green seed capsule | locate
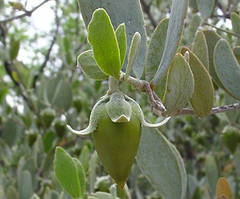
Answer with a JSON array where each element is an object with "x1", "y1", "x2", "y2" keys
[{"x1": 67, "y1": 92, "x2": 170, "y2": 187}]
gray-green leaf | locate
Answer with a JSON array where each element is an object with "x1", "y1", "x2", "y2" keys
[
  {"x1": 136, "y1": 127, "x2": 187, "y2": 199},
  {"x1": 78, "y1": 50, "x2": 108, "y2": 80},
  {"x1": 116, "y1": 23, "x2": 127, "y2": 66},
  {"x1": 163, "y1": 53, "x2": 194, "y2": 116},
  {"x1": 151, "y1": 0, "x2": 188, "y2": 86},
  {"x1": 145, "y1": 18, "x2": 168, "y2": 81},
  {"x1": 214, "y1": 39, "x2": 240, "y2": 100},
  {"x1": 197, "y1": 0, "x2": 215, "y2": 19}
]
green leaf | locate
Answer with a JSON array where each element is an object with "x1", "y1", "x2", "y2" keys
[
  {"x1": 163, "y1": 54, "x2": 194, "y2": 116},
  {"x1": 2, "y1": 119, "x2": 23, "y2": 147},
  {"x1": 205, "y1": 155, "x2": 218, "y2": 197},
  {"x1": 192, "y1": 31, "x2": 209, "y2": 70},
  {"x1": 125, "y1": 32, "x2": 141, "y2": 78},
  {"x1": 186, "y1": 14, "x2": 201, "y2": 44},
  {"x1": 79, "y1": 145, "x2": 91, "y2": 172},
  {"x1": 54, "y1": 147, "x2": 82, "y2": 198},
  {"x1": 45, "y1": 75, "x2": 72, "y2": 110},
  {"x1": 234, "y1": 151, "x2": 240, "y2": 176},
  {"x1": 136, "y1": 127, "x2": 187, "y2": 199},
  {"x1": 145, "y1": 18, "x2": 168, "y2": 81},
  {"x1": 225, "y1": 93, "x2": 240, "y2": 123},
  {"x1": 214, "y1": 39, "x2": 240, "y2": 100},
  {"x1": 18, "y1": 170, "x2": 33, "y2": 199},
  {"x1": 42, "y1": 131, "x2": 56, "y2": 153},
  {"x1": 115, "y1": 23, "x2": 127, "y2": 66},
  {"x1": 77, "y1": 50, "x2": 108, "y2": 80},
  {"x1": 197, "y1": 0, "x2": 215, "y2": 19},
  {"x1": 72, "y1": 158, "x2": 86, "y2": 198},
  {"x1": 181, "y1": 47, "x2": 214, "y2": 117},
  {"x1": 231, "y1": 12, "x2": 240, "y2": 34},
  {"x1": 9, "y1": 37, "x2": 20, "y2": 61},
  {"x1": 203, "y1": 30, "x2": 224, "y2": 88},
  {"x1": 151, "y1": 0, "x2": 188, "y2": 86},
  {"x1": 91, "y1": 192, "x2": 117, "y2": 199},
  {"x1": 78, "y1": 0, "x2": 147, "y2": 78},
  {"x1": 88, "y1": 8, "x2": 121, "y2": 79},
  {"x1": 89, "y1": 151, "x2": 98, "y2": 193}
]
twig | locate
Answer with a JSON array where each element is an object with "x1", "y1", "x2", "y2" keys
[
  {"x1": 32, "y1": 2, "x2": 60, "y2": 89},
  {"x1": 203, "y1": 22, "x2": 240, "y2": 38},
  {"x1": 140, "y1": 0, "x2": 157, "y2": 28},
  {"x1": 0, "y1": 0, "x2": 51, "y2": 24}
]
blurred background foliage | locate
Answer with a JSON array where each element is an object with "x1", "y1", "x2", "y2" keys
[{"x1": 0, "y1": 0, "x2": 240, "y2": 198}]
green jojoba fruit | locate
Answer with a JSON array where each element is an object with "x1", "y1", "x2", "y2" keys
[
  {"x1": 40, "y1": 108, "x2": 56, "y2": 128},
  {"x1": 73, "y1": 97, "x2": 83, "y2": 113},
  {"x1": 221, "y1": 126, "x2": 240, "y2": 154},
  {"x1": 67, "y1": 92, "x2": 170, "y2": 187}
]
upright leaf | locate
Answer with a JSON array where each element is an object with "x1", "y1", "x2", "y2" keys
[
  {"x1": 136, "y1": 127, "x2": 187, "y2": 199},
  {"x1": 125, "y1": 32, "x2": 141, "y2": 79},
  {"x1": 197, "y1": 0, "x2": 215, "y2": 19},
  {"x1": 192, "y1": 31, "x2": 209, "y2": 70},
  {"x1": 163, "y1": 54, "x2": 194, "y2": 116},
  {"x1": 233, "y1": 46, "x2": 240, "y2": 64},
  {"x1": 214, "y1": 39, "x2": 240, "y2": 100},
  {"x1": 145, "y1": 18, "x2": 169, "y2": 81},
  {"x1": 231, "y1": 12, "x2": 240, "y2": 34},
  {"x1": 181, "y1": 47, "x2": 214, "y2": 117},
  {"x1": 9, "y1": 37, "x2": 20, "y2": 61},
  {"x1": 73, "y1": 158, "x2": 86, "y2": 198},
  {"x1": 115, "y1": 23, "x2": 127, "y2": 66},
  {"x1": 18, "y1": 171, "x2": 33, "y2": 199},
  {"x1": 205, "y1": 155, "x2": 219, "y2": 197},
  {"x1": 203, "y1": 30, "x2": 224, "y2": 88},
  {"x1": 186, "y1": 14, "x2": 201, "y2": 44},
  {"x1": 54, "y1": 147, "x2": 82, "y2": 198},
  {"x1": 88, "y1": 8, "x2": 121, "y2": 79},
  {"x1": 78, "y1": 0, "x2": 147, "y2": 78},
  {"x1": 151, "y1": 0, "x2": 188, "y2": 86},
  {"x1": 78, "y1": 50, "x2": 108, "y2": 80}
]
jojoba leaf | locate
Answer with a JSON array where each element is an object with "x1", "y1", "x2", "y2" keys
[
  {"x1": 197, "y1": 0, "x2": 215, "y2": 19},
  {"x1": 214, "y1": 39, "x2": 240, "y2": 100},
  {"x1": 151, "y1": 0, "x2": 188, "y2": 86},
  {"x1": 54, "y1": 147, "x2": 82, "y2": 198},
  {"x1": 216, "y1": 177, "x2": 233, "y2": 199},
  {"x1": 145, "y1": 18, "x2": 168, "y2": 81},
  {"x1": 163, "y1": 53, "x2": 194, "y2": 116},
  {"x1": 181, "y1": 47, "x2": 214, "y2": 117},
  {"x1": 192, "y1": 31, "x2": 209, "y2": 70},
  {"x1": 125, "y1": 32, "x2": 141, "y2": 79},
  {"x1": 203, "y1": 30, "x2": 224, "y2": 88},
  {"x1": 233, "y1": 46, "x2": 240, "y2": 64},
  {"x1": 9, "y1": 37, "x2": 20, "y2": 61},
  {"x1": 137, "y1": 127, "x2": 187, "y2": 199},
  {"x1": 77, "y1": 50, "x2": 108, "y2": 80},
  {"x1": 88, "y1": 8, "x2": 121, "y2": 79},
  {"x1": 78, "y1": 0, "x2": 147, "y2": 78},
  {"x1": 231, "y1": 12, "x2": 240, "y2": 34},
  {"x1": 116, "y1": 23, "x2": 127, "y2": 66}
]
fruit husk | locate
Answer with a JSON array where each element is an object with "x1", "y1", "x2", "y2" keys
[{"x1": 92, "y1": 106, "x2": 141, "y2": 188}]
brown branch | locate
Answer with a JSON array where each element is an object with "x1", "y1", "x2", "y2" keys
[
  {"x1": 0, "y1": 0, "x2": 51, "y2": 24},
  {"x1": 140, "y1": 0, "x2": 157, "y2": 28},
  {"x1": 32, "y1": 3, "x2": 60, "y2": 89}
]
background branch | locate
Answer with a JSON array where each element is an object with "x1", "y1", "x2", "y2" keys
[
  {"x1": 140, "y1": 0, "x2": 157, "y2": 28},
  {"x1": 0, "y1": 0, "x2": 51, "y2": 24}
]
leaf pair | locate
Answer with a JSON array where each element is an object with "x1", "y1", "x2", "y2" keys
[
  {"x1": 54, "y1": 147, "x2": 86, "y2": 198},
  {"x1": 78, "y1": 9, "x2": 141, "y2": 81}
]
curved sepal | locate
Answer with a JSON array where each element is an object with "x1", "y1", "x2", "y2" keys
[
  {"x1": 67, "y1": 96, "x2": 109, "y2": 135},
  {"x1": 125, "y1": 95, "x2": 171, "y2": 128}
]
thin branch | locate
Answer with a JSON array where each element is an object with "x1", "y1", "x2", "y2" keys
[
  {"x1": 0, "y1": 0, "x2": 51, "y2": 24},
  {"x1": 32, "y1": 2, "x2": 60, "y2": 89},
  {"x1": 140, "y1": 0, "x2": 157, "y2": 28},
  {"x1": 173, "y1": 103, "x2": 240, "y2": 116},
  {"x1": 122, "y1": 73, "x2": 240, "y2": 117},
  {"x1": 203, "y1": 22, "x2": 240, "y2": 38}
]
